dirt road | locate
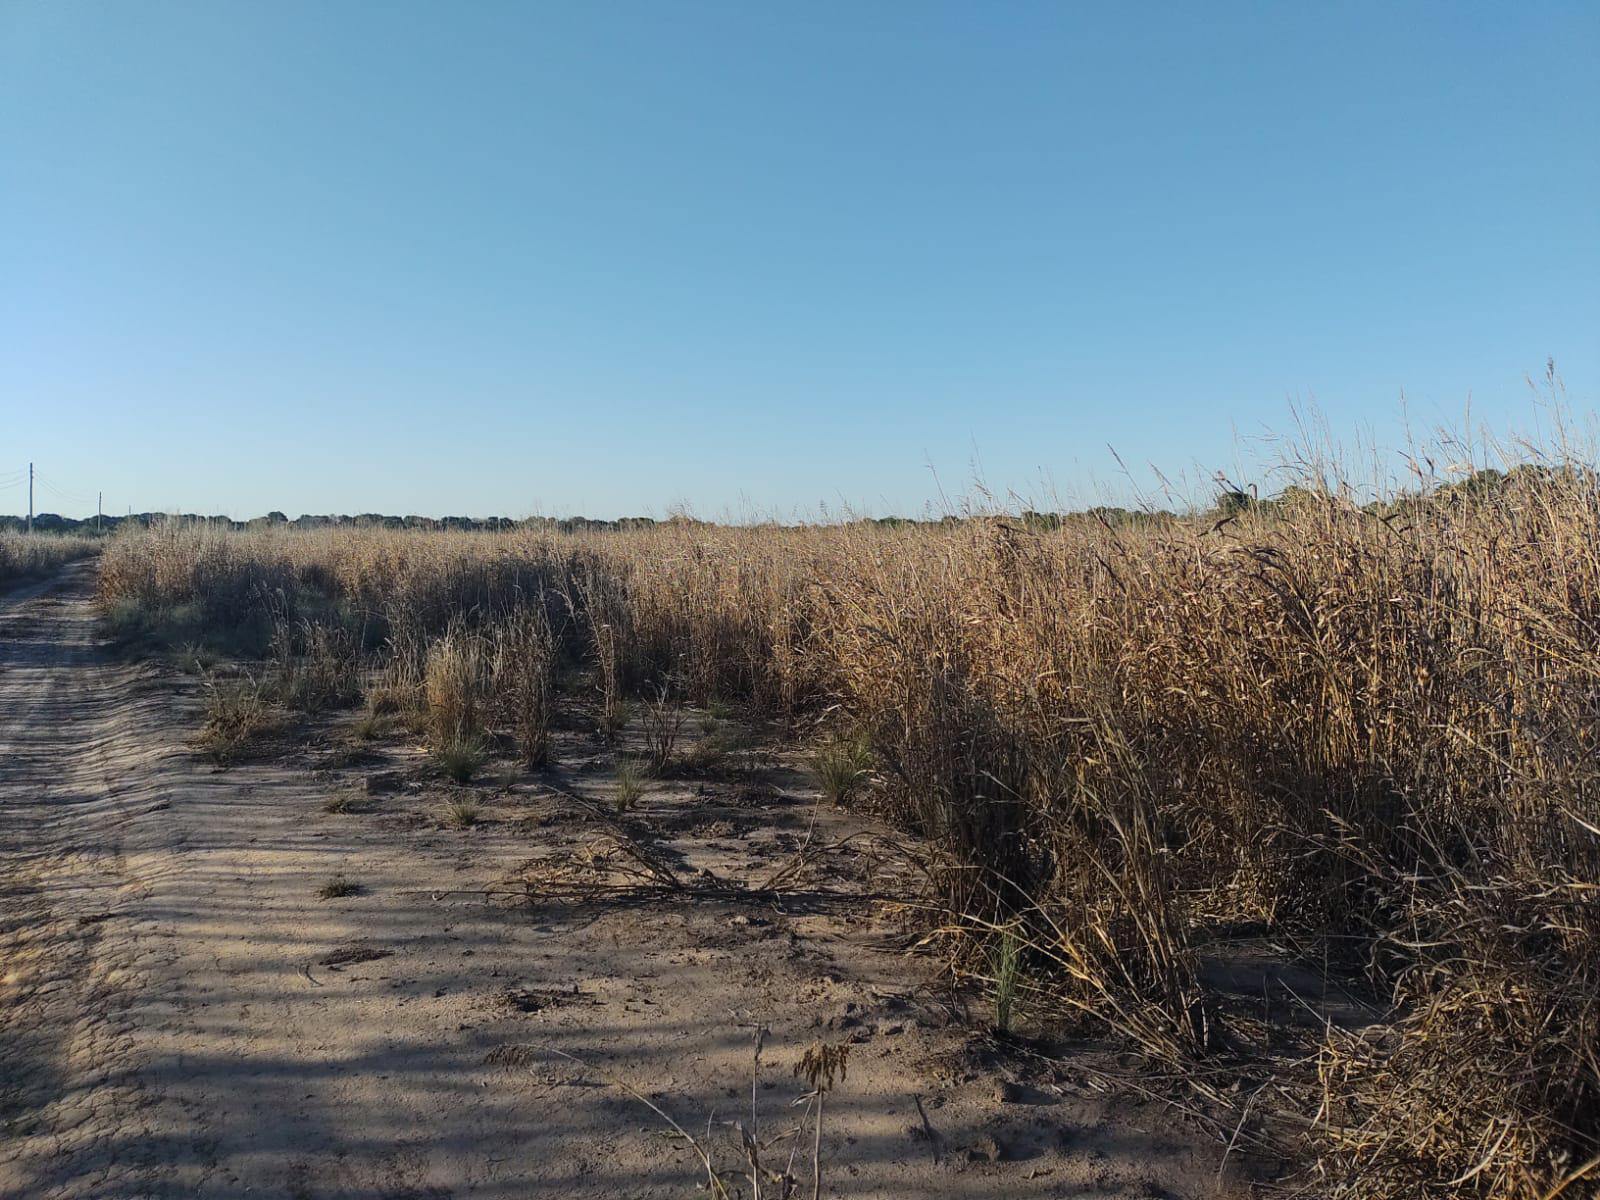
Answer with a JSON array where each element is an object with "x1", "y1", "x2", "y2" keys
[{"x1": 0, "y1": 565, "x2": 1236, "y2": 1199}]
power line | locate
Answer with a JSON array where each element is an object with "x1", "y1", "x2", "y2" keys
[
  {"x1": 37, "y1": 477, "x2": 91, "y2": 505},
  {"x1": 5, "y1": 466, "x2": 106, "y2": 529}
]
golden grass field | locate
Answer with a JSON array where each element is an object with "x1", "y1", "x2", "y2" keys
[{"x1": 91, "y1": 456, "x2": 1600, "y2": 1198}]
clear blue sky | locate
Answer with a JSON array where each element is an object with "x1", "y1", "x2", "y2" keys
[{"x1": 2, "y1": 1, "x2": 1595, "y2": 520}]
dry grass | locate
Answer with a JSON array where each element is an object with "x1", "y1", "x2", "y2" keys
[
  {"x1": 267, "y1": 615, "x2": 361, "y2": 713},
  {"x1": 809, "y1": 734, "x2": 872, "y2": 807},
  {"x1": 641, "y1": 684, "x2": 683, "y2": 773},
  {"x1": 545, "y1": 1030, "x2": 850, "y2": 1200},
  {"x1": 350, "y1": 709, "x2": 391, "y2": 741},
  {"x1": 613, "y1": 757, "x2": 645, "y2": 813},
  {"x1": 424, "y1": 632, "x2": 485, "y2": 747},
  {"x1": 316, "y1": 874, "x2": 359, "y2": 899},
  {"x1": 443, "y1": 794, "x2": 481, "y2": 828},
  {"x1": 97, "y1": 438, "x2": 1600, "y2": 1197},
  {"x1": 491, "y1": 603, "x2": 558, "y2": 767},
  {"x1": 0, "y1": 531, "x2": 98, "y2": 587},
  {"x1": 197, "y1": 675, "x2": 277, "y2": 764}
]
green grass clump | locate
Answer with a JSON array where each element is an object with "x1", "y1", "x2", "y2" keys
[
  {"x1": 434, "y1": 733, "x2": 487, "y2": 783},
  {"x1": 614, "y1": 757, "x2": 645, "y2": 813},
  {"x1": 991, "y1": 925, "x2": 1024, "y2": 1035},
  {"x1": 810, "y1": 735, "x2": 872, "y2": 806}
]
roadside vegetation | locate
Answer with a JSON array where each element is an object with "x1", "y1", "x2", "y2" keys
[
  {"x1": 0, "y1": 531, "x2": 99, "y2": 588},
  {"x1": 94, "y1": 435, "x2": 1600, "y2": 1199}
]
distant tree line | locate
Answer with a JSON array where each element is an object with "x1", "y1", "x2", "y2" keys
[
  {"x1": 3, "y1": 467, "x2": 1580, "y2": 536},
  {"x1": 0, "y1": 512, "x2": 675, "y2": 535}
]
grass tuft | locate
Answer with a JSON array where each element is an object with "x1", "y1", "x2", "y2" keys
[
  {"x1": 991, "y1": 924, "x2": 1023, "y2": 1035},
  {"x1": 614, "y1": 757, "x2": 645, "y2": 813},
  {"x1": 197, "y1": 676, "x2": 276, "y2": 764},
  {"x1": 434, "y1": 733, "x2": 487, "y2": 783},
  {"x1": 317, "y1": 874, "x2": 360, "y2": 899},
  {"x1": 443, "y1": 795, "x2": 480, "y2": 828},
  {"x1": 350, "y1": 709, "x2": 394, "y2": 741},
  {"x1": 809, "y1": 734, "x2": 872, "y2": 807}
]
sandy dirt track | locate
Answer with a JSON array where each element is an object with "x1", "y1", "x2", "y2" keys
[{"x1": 0, "y1": 564, "x2": 1239, "y2": 1199}]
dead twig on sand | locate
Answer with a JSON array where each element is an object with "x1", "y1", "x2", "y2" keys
[{"x1": 545, "y1": 1048, "x2": 734, "y2": 1199}]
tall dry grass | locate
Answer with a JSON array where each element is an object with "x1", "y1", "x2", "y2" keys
[
  {"x1": 491, "y1": 603, "x2": 560, "y2": 767},
  {"x1": 97, "y1": 449, "x2": 1600, "y2": 1197},
  {"x1": 0, "y1": 531, "x2": 98, "y2": 586}
]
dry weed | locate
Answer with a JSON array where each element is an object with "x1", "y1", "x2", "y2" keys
[{"x1": 97, "y1": 433, "x2": 1600, "y2": 1196}]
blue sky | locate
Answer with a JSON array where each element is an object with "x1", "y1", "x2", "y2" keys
[{"x1": 2, "y1": 1, "x2": 1595, "y2": 520}]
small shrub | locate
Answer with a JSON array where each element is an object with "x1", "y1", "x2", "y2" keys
[
  {"x1": 317, "y1": 874, "x2": 359, "y2": 899},
  {"x1": 642, "y1": 686, "x2": 682, "y2": 773}
]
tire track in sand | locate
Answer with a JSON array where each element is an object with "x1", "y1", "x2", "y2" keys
[{"x1": 0, "y1": 562, "x2": 190, "y2": 1198}]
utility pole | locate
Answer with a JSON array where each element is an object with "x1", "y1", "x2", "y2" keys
[
  {"x1": 98, "y1": 491, "x2": 103, "y2": 534},
  {"x1": 26, "y1": 462, "x2": 33, "y2": 534}
]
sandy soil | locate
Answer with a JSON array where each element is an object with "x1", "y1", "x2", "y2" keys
[{"x1": 0, "y1": 563, "x2": 1246, "y2": 1199}]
